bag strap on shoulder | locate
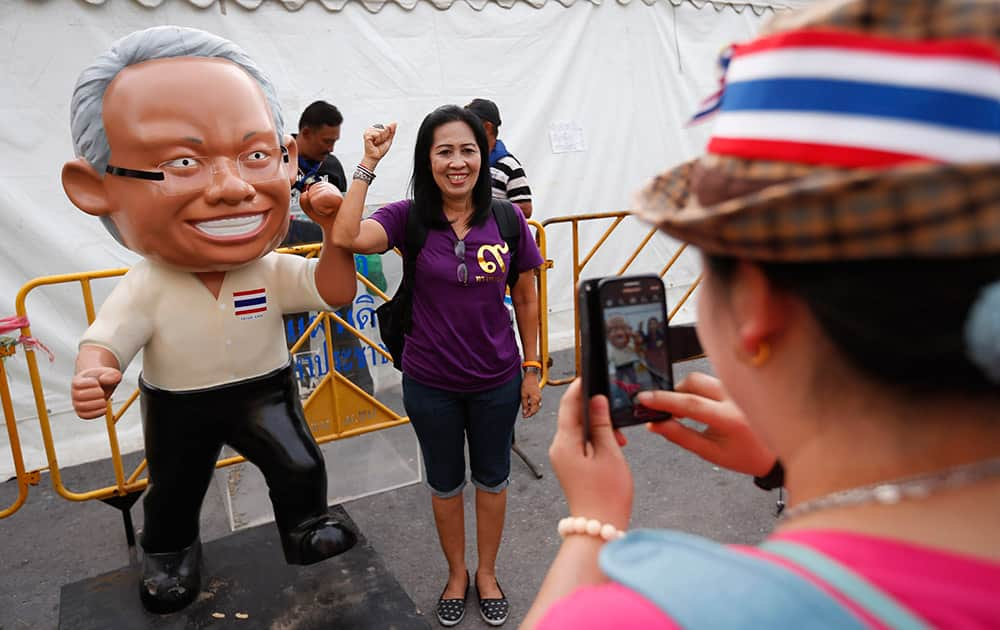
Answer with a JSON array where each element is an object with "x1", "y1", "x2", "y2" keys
[
  {"x1": 402, "y1": 201, "x2": 428, "y2": 289},
  {"x1": 759, "y1": 540, "x2": 929, "y2": 630},
  {"x1": 490, "y1": 199, "x2": 521, "y2": 290},
  {"x1": 389, "y1": 202, "x2": 428, "y2": 336}
]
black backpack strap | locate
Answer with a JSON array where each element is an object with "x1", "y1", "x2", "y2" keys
[
  {"x1": 400, "y1": 202, "x2": 427, "y2": 332},
  {"x1": 490, "y1": 199, "x2": 522, "y2": 290},
  {"x1": 403, "y1": 201, "x2": 428, "y2": 267}
]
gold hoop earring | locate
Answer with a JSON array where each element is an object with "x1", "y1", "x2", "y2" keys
[{"x1": 750, "y1": 341, "x2": 770, "y2": 367}]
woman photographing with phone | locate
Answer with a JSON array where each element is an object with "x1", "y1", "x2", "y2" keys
[
  {"x1": 523, "y1": 0, "x2": 1000, "y2": 627},
  {"x1": 319, "y1": 105, "x2": 545, "y2": 627}
]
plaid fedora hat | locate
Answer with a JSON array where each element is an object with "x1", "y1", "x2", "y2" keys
[{"x1": 635, "y1": 0, "x2": 1000, "y2": 262}]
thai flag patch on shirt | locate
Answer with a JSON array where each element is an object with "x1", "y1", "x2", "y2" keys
[{"x1": 234, "y1": 288, "x2": 267, "y2": 320}]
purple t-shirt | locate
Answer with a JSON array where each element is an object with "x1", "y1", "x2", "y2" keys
[{"x1": 372, "y1": 200, "x2": 544, "y2": 392}]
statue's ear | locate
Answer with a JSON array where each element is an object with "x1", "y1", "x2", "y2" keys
[
  {"x1": 62, "y1": 158, "x2": 111, "y2": 216},
  {"x1": 283, "y1": 135, "x2": 299, "y2": 188}
]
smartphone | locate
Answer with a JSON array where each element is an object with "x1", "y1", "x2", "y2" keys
[
  {"x1": 580, "y1": 274, "x2": 673, "y2": 438},
  {"x1": 578, "y1": 278, "x2": 605, "y2": 444}
]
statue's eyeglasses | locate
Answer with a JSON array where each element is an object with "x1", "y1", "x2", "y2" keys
[{"x1": 106, "y1": 146, "x2": 289, "y2": 196}]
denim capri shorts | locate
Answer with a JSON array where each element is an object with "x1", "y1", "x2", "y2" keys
[{"x1": 402, "y1": 373, "x2": 522, "y2": 497}]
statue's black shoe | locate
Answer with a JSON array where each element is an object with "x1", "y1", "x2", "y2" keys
[
  {"x1": 282, "y1": 516, "x2": 357, "y2": 565},
  {"x1": 139, "y1": 539, "x2": 202, "y2": 614}
]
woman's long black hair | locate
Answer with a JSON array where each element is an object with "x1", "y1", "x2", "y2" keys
[{"x1": 410, "y1": 105, "x2": 494, "y2": 229}]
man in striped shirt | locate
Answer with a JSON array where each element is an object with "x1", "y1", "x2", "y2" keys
[{"x1": 466, "y1": 98, "x2": 534, "y2": 219}]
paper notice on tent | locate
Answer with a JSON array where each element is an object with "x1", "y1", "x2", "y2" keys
[{"x1": 548, "y1": 121, "x2": 586, "y2": 153}]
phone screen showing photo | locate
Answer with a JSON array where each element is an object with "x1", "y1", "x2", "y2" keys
[{"x1": 600, "y1": 278, "x2": 673, "y2": 427}]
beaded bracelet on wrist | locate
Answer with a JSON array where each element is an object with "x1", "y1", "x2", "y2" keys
[
  {"x1": 353, "y1": 164, "x2": 376, "y2": 185},
  {"x1": 557, "y1": 516, "x2": 625, "y2": 542}
]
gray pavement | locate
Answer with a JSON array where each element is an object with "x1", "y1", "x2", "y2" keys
[{"x1": 0, "y1": 352, "x2": 780, "y2": 629}]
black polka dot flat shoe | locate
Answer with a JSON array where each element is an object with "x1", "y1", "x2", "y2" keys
[
  {"x1": 476, "y1": 575, "x2": 509, "y2": 627},
  {"x1": 436, "y1": 571, "x2": 469, "y2": 627}
]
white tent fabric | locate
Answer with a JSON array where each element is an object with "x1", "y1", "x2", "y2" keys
[
  {"x1": 78, "y1": 0, "x2": 805, "y2": 16},
  {"x1": 0, "y1": 0, "x2": 790, "y2": 480}
]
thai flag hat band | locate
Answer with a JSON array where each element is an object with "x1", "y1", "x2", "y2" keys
[
  {"x1": 702, "y1": 30, "x2": 1000, "y2": 168},
  {"x1": 634, "y1": 0, "x2": 1000, "y2": 264}
]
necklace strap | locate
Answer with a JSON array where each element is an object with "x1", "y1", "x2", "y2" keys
[{"x1": 782, "y1": 456, "x2": 1000, "y2": 521}]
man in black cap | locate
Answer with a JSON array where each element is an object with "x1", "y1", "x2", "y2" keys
[{"x1": 466, "y1": 98, "x2": 534, "y2": 218}]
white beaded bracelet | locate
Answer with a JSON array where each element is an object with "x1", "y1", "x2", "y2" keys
[{"x1": 557, "y1": 516, "x2": 626, "y2": 542}]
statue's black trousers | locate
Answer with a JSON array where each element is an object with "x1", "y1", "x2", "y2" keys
[{"x1": 138, "y1": 363, "x2": 327, "y2": 553}]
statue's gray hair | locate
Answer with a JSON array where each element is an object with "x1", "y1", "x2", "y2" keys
[{"x1": 69, "y1": 26, "x2": 285, "y2": 241}]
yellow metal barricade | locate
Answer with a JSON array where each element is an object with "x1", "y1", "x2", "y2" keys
[
  {"x1": 1, "y1": 342, "x2": 33, "y2": 518},
  {"x1": 14, "y1": 269, "x2": 141, "y2": 504},
  {"x1": 540, "y1": 211, "x2": 701, "y2": 386},
  {"x1": 529, "y1": 219, "x2": 554, "y2": 387}
]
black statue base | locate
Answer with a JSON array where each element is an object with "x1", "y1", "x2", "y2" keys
[{"x1": 59, "y1": 505, "x2": 428, "y2": 629}]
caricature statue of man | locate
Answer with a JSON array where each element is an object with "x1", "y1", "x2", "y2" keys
[{"x1": 61, "y1": 26, "x2": 360, "y2": 614}]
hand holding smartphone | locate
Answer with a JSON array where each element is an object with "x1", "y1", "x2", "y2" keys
[{"x1": 579, "y1": 274, "x2": 674, "y2": 442}]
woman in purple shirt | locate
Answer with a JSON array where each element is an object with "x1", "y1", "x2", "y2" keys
[{"x1": 324, "y1": 105, "x2": 545, "y2": 627}]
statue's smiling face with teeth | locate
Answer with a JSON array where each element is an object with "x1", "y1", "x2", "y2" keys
[{"x1": 63, "y1": 56, "x2": 297, "y2": 272}]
